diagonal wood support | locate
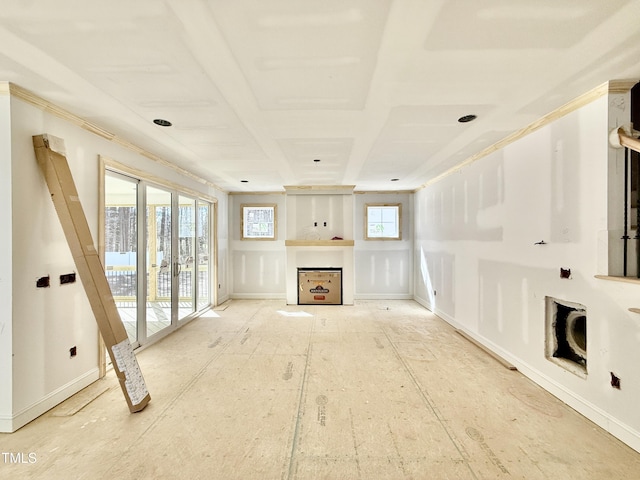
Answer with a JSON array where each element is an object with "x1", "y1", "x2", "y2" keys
[{"x1": 33, "y1": 134, "x2": 150, "y2": 413}]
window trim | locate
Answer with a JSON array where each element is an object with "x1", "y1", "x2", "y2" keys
[
  {"x1": 364, "y1": 203, "x2": 402, "y2": 240},
  {"x1": 241, "y1": 203, "x2": 277, "y2": 240}
]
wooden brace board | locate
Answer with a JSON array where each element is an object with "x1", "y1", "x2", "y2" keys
[{"x1": 33, "y1": 134, "x2": 150, "y2": 413}]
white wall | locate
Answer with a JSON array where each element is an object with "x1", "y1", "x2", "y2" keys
[
  {"x1": 3, "y1": 93, "x2": 228, "y2": 432},
  {"x1": 0, "y1": 91, "x2": 13, "y2": 426},
  {"x1": 228, "y1": 191, "x2": 415, "y2": 301},
  {"x1": 354, "y1": 192, "x2": 413, "y2": 299},
  {"x1": 216, "y1": 194, "x2": 230, "y2": 303},
  {"x1": 229, "y1": 193, "x2": 287, "y2": 299},
  {"x1": 414, "y1": 92, "x2": 640, "y2": 452}
]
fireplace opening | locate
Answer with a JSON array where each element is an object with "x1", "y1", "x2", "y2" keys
[
  {"x1": 545, "y1": 297, "x2": 587, "y2": 377},
  {"x1": 298, "y1": 268, "x2": 343, "y2": 305}
]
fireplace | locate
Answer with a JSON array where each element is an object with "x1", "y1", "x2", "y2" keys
[
  {"x1": 298, "y1": 268, "x2": 342, "y2": 305},
  {"x1": 284, "y1": 185, "x2": 355, "y2": 305}
]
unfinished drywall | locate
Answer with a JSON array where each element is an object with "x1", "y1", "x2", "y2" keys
[
  {"x1": 354, "y1": 192, "x2": 413, "y2": 299},
  {"x1": 0, "y1": 89, "x2": 12, "y2": 429},
  {"x1": 216, "y1": 194, "x2": 230, "y2": 304},
  {"x1": 414, "y1": 88, "x2": 640, "y2": 452},
  {"x1": 229, "y1": 193, "x2": 286, "y2": 299},
  {"x1": 10, "y1": 103, "x2": 99, "y2": 429},
  {"x1": 3, "y1": 92, "x2": 228, "y2": 432},
  {"x1": 288, "y1": 194, "x2": 348, "y2": 240}
]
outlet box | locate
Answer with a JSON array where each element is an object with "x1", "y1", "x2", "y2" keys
[
  {"x1": 610, "y1": 372, "x2": 621, "y2": 389},
  {"x1": 36, "y1": 276, "x2": 50, "y2": 288},
  {"x1": 60, "y1": 273, "x2": 77, "y2": 285},
  {"x1": 69, "y1": 346, "x2": 77, "y2": 357}
]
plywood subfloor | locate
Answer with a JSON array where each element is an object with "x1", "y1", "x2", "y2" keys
[{"x1": 1, "y1": 300, "x2": 639, "y2": 479}]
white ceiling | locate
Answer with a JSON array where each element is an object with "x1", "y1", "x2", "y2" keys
[{"x1": 1, "y1": 0, "x2": 639, "y2": 192}]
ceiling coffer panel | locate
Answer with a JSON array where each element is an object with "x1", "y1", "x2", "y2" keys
[
  {"x1": 424, "y1": 0, "x2": 632, "y2": 50},
  {"x1": 207, "y1": 0, "x2": 392, "y2": 110},
  {"x1": 278, "y1": 138, "x2": 353, "y2": 184},
  {"x1": 359, "y1": 105, "x2": 494, "y2": 181}
]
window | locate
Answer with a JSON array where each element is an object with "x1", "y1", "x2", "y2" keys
[
  {"x1": 241, "y1": 204, "x2": 277, "y2": 240},
  {"x1": 365, "y1": 204, "x2": 401, "y2": 240}
]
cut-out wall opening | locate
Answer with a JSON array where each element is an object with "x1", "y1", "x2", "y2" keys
[{"x1": 545, "y1": 296, "x2": 587, "y2": 377}]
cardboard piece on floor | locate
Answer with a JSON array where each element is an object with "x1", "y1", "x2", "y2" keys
[{"x1": 33, "y1": 134, "x2": 150, "y2": 413}]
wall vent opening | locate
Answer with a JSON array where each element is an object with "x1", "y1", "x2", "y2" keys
[{"x1": 545, "y1": 296, "x2": 587, "y2": 377}]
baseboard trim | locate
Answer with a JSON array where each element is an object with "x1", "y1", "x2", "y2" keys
[
  {"x1": 418, "y1": 299, "x2": 640, "y2": 454},
  {"x1": 1, "y1": 368, "x2": 100, "y2": 433},
  {"x1": 230, "y1": 293, "x2": 286, "y2": 300},
  {"x1": 355, "y1": 293, "x2": 413, "y2": 300},
  {"x1": 413, "y1": 294, "x2": 433, "y2": 311}
]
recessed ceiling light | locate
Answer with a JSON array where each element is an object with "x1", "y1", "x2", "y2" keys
[
  {"x1": 391, "y1": 178, "x2": 399, "y2": 181},
  {"x1": 153, "y1": 118, "x2": 172, "y2": 127},
  {"x1": 457, "y1": 114, "x2": 477, "y2": 123}
]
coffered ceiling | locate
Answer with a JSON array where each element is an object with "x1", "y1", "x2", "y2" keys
[{"x1": 1, "y1": 0, "x2": 639, "y2": 192}]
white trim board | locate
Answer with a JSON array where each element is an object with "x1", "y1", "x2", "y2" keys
[{"x1": 1, "y1": 369, "x2": 99, "y2": 433}]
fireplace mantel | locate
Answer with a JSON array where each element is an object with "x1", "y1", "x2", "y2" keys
[{"x1": 285, "y1": 239, "x2": 354, "y2": 247}]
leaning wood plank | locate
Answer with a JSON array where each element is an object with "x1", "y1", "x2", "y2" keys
[
  {"x1": 455, "y1": 329, "x2": 517, "y2": 371},
  {"x1": 629, "y1": 308, "x2": 640, "y2": 314},
  {"x1": 33, "y1": 134, "x2": 150, "y2": 413},
  {"x1": 619, "y1": 129, "x2": 640, "y2": 154}
]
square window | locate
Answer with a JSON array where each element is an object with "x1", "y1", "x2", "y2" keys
[
  {"x1": 241, "y1": 204, "x2": 277, "y2": 240},
  {"x1": 365, "y1": 204, "x2": 401, "y2": 240}
]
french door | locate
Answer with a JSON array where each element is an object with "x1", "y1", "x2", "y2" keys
[{"x1": 104, "y1": 171, "x2": 213, "y2": 347}]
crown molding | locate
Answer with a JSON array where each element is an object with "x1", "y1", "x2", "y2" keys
[{"x1": 8, "y1": 82, "x2": 226, "y2": 194}]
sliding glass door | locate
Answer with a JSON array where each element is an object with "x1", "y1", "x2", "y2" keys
[
  {"x1": 178, "y1": 195, "x2": 197, "y2": 321},
  {"x1": 146, "y1": 185, "x2": 173, "y2": 338},
  {"x1": 104, "y1": 173, "x2": 139, "y2": 344},
  {"x1": 177, "y1": 196, "x2": 212, "y2": 321},
  {"x1": 104, "y1": 170, "x2": 213, "y2": 348},
  {"x1": 197, "y1": 201, "x2": 211, "y2": 310}
]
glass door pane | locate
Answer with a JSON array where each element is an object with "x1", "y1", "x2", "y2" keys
[
  {"x1": 146, "y1": 186, "x2": 173, "y2": 337},
  {"x1": 104, "y1": 173, "x2": 138, "y2": 344},
  {"x1": 178, "y1": 195, "x2": 196, "y2": 320},
  {"x1": 197, "y1": 201, "x2": 211, "y2": 310}
]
